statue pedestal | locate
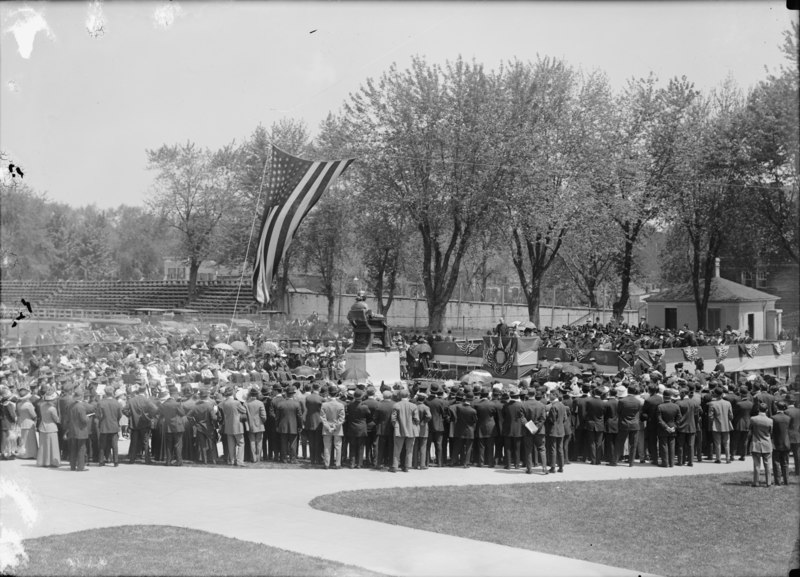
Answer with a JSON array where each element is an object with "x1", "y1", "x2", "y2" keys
[{"x1": 346, "y1": 350, "x2": 400, "y2": 385}]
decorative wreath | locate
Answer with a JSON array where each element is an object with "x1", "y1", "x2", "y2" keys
[{"x1": 484, "y1": 334, "x2": 516, "y2": 375}]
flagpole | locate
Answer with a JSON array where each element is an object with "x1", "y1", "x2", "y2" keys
[{"x1": 229, "y1": 153, "x2": 271, "y2": 337}]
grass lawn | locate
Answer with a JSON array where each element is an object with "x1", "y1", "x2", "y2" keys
[
  {"x1": 311, "y1": 472, "x2": 800, "y2": 577},
  {"x1": 13, "y1": 525, "x2": 388, "y2": 576}
]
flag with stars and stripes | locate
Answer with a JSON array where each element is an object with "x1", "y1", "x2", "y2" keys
[{"x1": 252, "y1": 145, "x2": 354, "y2": 304}]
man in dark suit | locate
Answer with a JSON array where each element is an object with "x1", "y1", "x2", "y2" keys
[
  {"x1": 275, "y1": 385, "x2": 303, "y2": 464},
  {"x1": 96, "y1": 386, "x2": 122, "y2": 466},
  {"x1": 771, "y1": 401, "x2": 791, "y2": 486},
  {"x1": 675, "y1": 387, "x2": 699, "y2": 466},
  {"x1": 362, "y1": 387, "x2": 380, "y2": 466},
  {"x1": 732, "y1": 387, "x2": 753, "y2": 461},
  {"x1": 453, "y1": 393, "x2": 478, "y2": 468},
  {"x1": 545, "y1": 389, "x2": 567, "y2": 472},
  {"x1": 604, "y1": 386, "x2": 619, "y2": 466},
  {"x1": 642, "y1": 383, "x2": 663, "y2": 464},
  {"x1": 786, "y1": 397, "x2": 800, "y2": 477},
  {"x1": 615, "y1": 384, "x2": 641, "y2": 467},
  {"x1": 125, "y1": 385, "x2": 158, "y2": 464},
  {"x1": 159, "y1": 389, "x2": 186, "y2": 466},
  {"x1": 474, "y1": 389, "x2": 497, "y2": 467},
  {"x1": 522, "y1": 389, "x2": 547, "y2": 474},
  {"x1": 67, "y1": 386, "x2": 91, "y2": 471},
  {"x1": 344, "y1": 390, "x2": 370, "y2": 469},
  {"x1": 657, "y1": 389, "x2": 681, "y2": 467},
  {"x1": 425, "y1": 385, "x2": 448, "y2": 467},
  {"x1": 373, "y1": 390, "x2": 395, "y2": 469},
  {"x1": 573, "y1": 384, "x2": 592, "y2": 462},
  {"x1": 303, "y1": 382, "x2": 324, "y2": 466},
  {"x1": 584, "y1": 387, "x2": 606, "y2": 465},
  {"x1": 502, "y1": 389, "x2": 525, "y2": 469}
]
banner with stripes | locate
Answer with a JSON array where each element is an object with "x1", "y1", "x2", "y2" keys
[{"x1": 252, "y1": 146, "x2": 354, "y2": 304}]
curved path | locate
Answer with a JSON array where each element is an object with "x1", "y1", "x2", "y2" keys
[{"x1": 1, "y1": 446, "x2": 752, "y2": 577}]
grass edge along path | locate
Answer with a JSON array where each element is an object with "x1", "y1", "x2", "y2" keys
[
  {"x1": 11, "y1": 524, "x2": 390, "y2": 577},
  {"x1": 311, "y1": 471, "x2": 799, "y2": 577}
]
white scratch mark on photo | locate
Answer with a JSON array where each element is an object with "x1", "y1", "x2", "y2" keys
[{"x1": 3, "y1": 6, "x2": 55, "y2": 59}]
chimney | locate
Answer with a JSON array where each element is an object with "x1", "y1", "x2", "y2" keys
[{"x1": 715, "y1": 258, "x2": 720, "y2": 278}]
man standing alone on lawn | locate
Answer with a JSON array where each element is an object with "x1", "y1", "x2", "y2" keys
[{"x1": 749, "y1": 402, "x2": 773, "y2": 487}]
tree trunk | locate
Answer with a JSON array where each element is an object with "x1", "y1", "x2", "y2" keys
[
  {"x1": 612, "y1": 234, "x2": 635, "y2": 321},
  {"x1": 188, "y1": 257, "x2": 200, "y2": 300},
  {"x1": 526, "y1": 277, "x2": 542, "y2": 326},
  {"x1": 326, "y1": 286, "x2": 336, "y2": 329},
  {"x1": 427, "y1": 300, "x2": 448, "y2": 332}
]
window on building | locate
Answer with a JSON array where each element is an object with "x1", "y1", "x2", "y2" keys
[
  {"x1": 756, "y1": 270, "x2": 767, "y2": 289},
  {"x1": 665, "y1": 308, "x2": 677, "y2": 330}
]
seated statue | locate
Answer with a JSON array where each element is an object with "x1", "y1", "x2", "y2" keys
[{"x1": 347, "y1": 291, "x2": 390, "y2": 351}]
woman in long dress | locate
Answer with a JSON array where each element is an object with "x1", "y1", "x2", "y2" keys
[
  {"x1": 15, "y1": 387, "x2": 38, "y2": 459},
  {"x1": 1, "y1": 388, "x2": 18, "y2": 459},
  {"x1": 37, "y1": 387, "x2": 61, "y2": 467}
]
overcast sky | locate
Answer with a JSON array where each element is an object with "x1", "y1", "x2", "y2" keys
[{"x1": 0, "y1": 1, "x2": 796, "y2": 209}]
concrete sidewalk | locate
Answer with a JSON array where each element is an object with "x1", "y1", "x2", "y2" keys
[{"x1": 1, "y1": 454, "x2": 752, "y2": 576}]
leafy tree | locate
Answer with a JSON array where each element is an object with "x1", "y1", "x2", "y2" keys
[
  {"x1": 146, "y1": 141, "x2": 240, "y2": 297},
  {"x1": 341, "y1": 56, "x2": 514, "y2": 331},
  {"x1": 109, "y1": 205, "x2": 171, "y2": 280},
  {"x1": 592, "y1": 75, "x2": 700, "y2": 320},
  {"x1": 72, "y1": 206, "x2": 114, "y2": 280},
  {"x1": 0, "y1": 182, "x2": 54, "y2": 280}
]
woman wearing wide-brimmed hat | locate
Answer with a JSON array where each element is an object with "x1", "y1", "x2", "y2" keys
[
  {"x1": 37, "y1": 387, "x2": 61, "y2": 467},
  {"x1": 15, "y1": 387, "x2": 39, "y2": 459},
  {"x1": 0, "y1": 386, "x2": 17, "y2": 459}
]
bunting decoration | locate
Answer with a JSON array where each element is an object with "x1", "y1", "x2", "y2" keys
[
  {"x1": 740, "y1": 343, "x2": 760, "y2": 358},
  {"x1": 648, "y1": 349, "x2": 666, "y2": 362},
  {"x1": 576, "y1": 349, "x2": 592, "y2": 362},
  {"x1": 484, "y1": 334, "x2": 517, "y2": 375},
  {"x1": 456, "y1": 340, "x2": 480, "y2": 355},
  {"x1": 715, "y1": 344, "x2": 729, "y2": 363},
  {"x1": 771, "y1": 341, "x2": 785, "y2": 356},
  {"x1": 682, "y1": 347, "x2": 699, "y2": 361}
]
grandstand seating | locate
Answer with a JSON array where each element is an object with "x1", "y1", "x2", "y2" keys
[{"x1": 0, "y1": 279, "x2": 260, "y2": 316}]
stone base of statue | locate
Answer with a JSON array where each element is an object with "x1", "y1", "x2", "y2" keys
[{"x1": 346, "y1": 349, "x2": 401, "y2": 385}]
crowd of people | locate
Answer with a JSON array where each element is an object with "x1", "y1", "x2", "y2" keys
[{"x1": 1, "y1": 322, "x2": 798, "y2": 487}]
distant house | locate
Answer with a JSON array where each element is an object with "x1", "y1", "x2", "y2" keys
[
  {"x1": 162, "y1": 259, "x2": 242, "y2": 282},
  {"x1": 644, "y1": 262, "x2": 782, "y2": 341}
]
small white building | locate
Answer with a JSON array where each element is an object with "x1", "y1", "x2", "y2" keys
[{"x1": 644, "y1": 265, "x2": 782, "y2": 341}]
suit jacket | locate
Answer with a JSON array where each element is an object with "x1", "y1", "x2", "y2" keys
[
  {"x1": 474, "y1": 398, "x2": 498, "y2": 438},
  {"x1": 425, "y1": 397, "x2": 449, "y2": 432},
  {"x1": 321, "y1": 398, "x2": 346, "y2": 436},
  {"x1": 604, "y1": 397, "x2": 619, "y2": 434},
  {"x1": 415, "y1": 402, "x2": 431, "y2": 437},
  {"x1": 584, "y1": 397, "x2": 606, "y2": 432},
  {"x1": 675, "y1": 397, "x2": 699, "y2": 433},
  {"x1": 362, "y1": 397, "x2": 380, "y2": 433},
  {"x1": 786, "y1": 406, "x2": 800, "y2": 444},
  {"x1": 304, "y1": 393, "x2": 324, "y2": 430},
  {"x1": 275, "y1": 397, "x2": 303, "y2": 435},
  {"x1": 617, "y1": 395, "x2": 642, "y2": 432},
  {"x1": 187, "y1": 400, "x2": 217, "y2": 437},
  {"x1": 772, "y1": 412, "x2": 791, "y2": 451},
  {"x1": 501, "y1": 400, "x2": 526, "y2": 437},
  {"x1": 732, "y1": 398, "x2": 754, "y2": 431},
  {"x1": 657, "y1": 401, "x2": 681, "y2": 436},
  {"x1": 574, "y1": 396, "x2": 590, "y2": 430},
  {"x1": 642, "y1": 394, "x2": 663, "y2": 430},
  {"x1": 561, "y1": 396, "x2": 573, "y2": 435},
  {"x1": 96, "y1": 397, "x2": 122, "y2": 434},
  {"x1": 126, "y1": 394, "x2": 159, "y2": 431},
  {"x1": 545, "y1": 400, "x2": 568, "y2": 437},
  {"x1": 345, "y1": 400, "x2": 370, "y2": 437},
  {"x1": 245, "y1": 398, "x2": 267, "y2": 433},
  {"x1": 453, "y1": 403, "x2": 478, "y2": 439},
  {"x1": 522, "y1": 399, "x2": 546, "y2": 436},
  {"x1": 749, "y1": 414, "x2": 773, "y2": 453},
  {"x1": 708, "y1": 398, "x2": 733, "y2": 432},
  {"x1": 67, "y1": 399, "x2": 90, "y2": 439},
  {"x1": 391, "y1": 398, "x2": 419, "y2": 438},
  {"x1": 374, "y1": 399, "x2": 396, "y2": 436},
  {"x1": 160, "y1": 398, "x2": 186, "y2": 433}
]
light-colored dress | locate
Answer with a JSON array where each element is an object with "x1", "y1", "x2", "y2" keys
[
  {"x1": 16, "y1": 398, "x2": 38, "y2": 459},
  {"x1": 36, "y1": 401, "x2": 60, "y2": 467}
]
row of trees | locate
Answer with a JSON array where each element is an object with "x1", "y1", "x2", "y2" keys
[{"x1": 2, "y1": 25, "x2": 796, "y2": 331}]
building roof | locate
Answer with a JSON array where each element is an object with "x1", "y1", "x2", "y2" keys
[{"x1": 644, "y1": 276, "x2": 779, "y2": 303}]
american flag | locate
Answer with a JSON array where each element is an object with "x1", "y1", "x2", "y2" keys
[{"x1": 252, "y1": 145, "x2": 354, "y2": 304}]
